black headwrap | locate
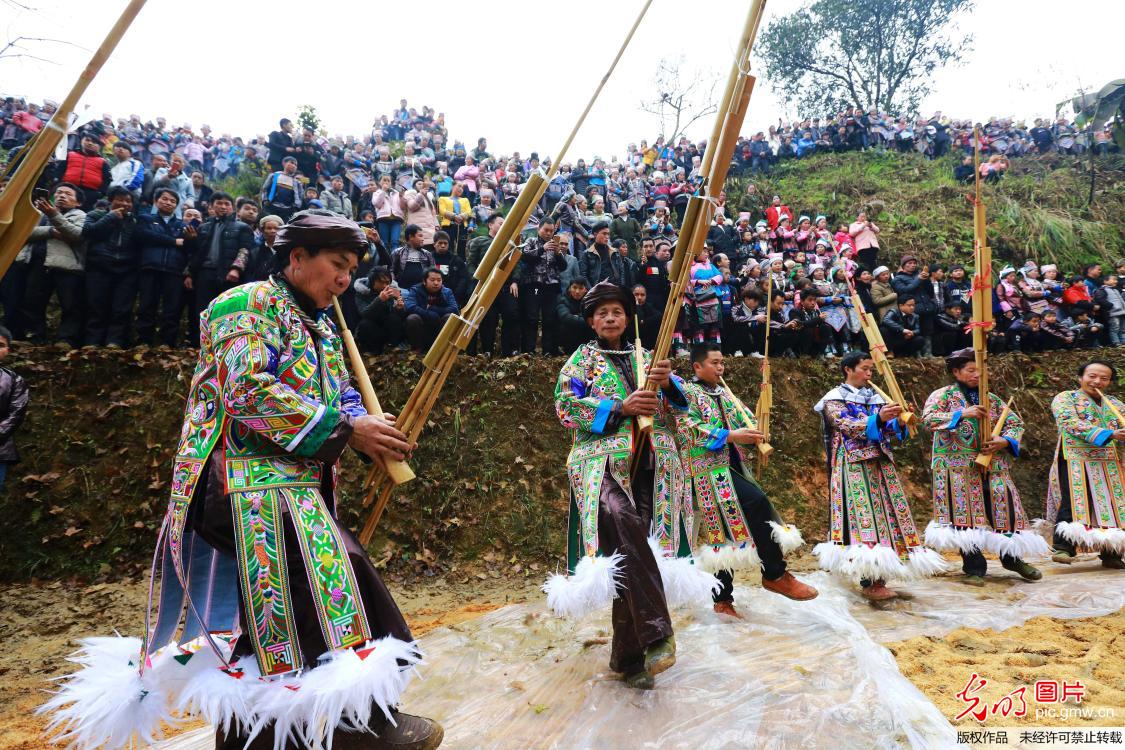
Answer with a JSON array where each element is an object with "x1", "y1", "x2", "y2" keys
[
  {"x1": 581, "y1": 281, "x2": 635, "y2": 319},
  {"x1": 273, "y1": 209, "x2": 367, "y2": 270},
  {"x1": 945, "y1": 347, "x2": 975, "y2": 371}
]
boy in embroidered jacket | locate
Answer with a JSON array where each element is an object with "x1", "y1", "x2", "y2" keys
[
  {"x1": 921, "y1": 348, "x2": 1048, "y2": 584},
  {"x1": 547, "y1": 281, "x2": 690, "y2": 691},
  {"x1": 41, "y1": 212, "x2": 443, "y2": 750},
  {"x1": 812, "y1": 351, "x2": 948, "y2": 601},
  {"x1": 677, "y1": 344, "x2": 818, "y2": 618},
  {"x1": 1046, "y1": 359, "x2": 1125, "y2": 568}
]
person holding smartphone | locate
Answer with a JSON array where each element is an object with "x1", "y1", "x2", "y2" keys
[{"x1": 81, "y1": 186, "x2": 141, "y2": 347}]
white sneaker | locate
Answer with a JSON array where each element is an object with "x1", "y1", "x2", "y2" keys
[
  {"x1": 733, "y1": 350, "x2": 744, "y2": 357},
  {"x1": 750, "y1": 352, "x2": 765, "y2": 359}
]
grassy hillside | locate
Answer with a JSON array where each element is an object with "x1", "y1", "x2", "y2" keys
[
  {"x1": 725, "y1": 151, "x2": 1125, "y2": 270},
  {"x1": 3, "y1": 345, "x2": 1122, "y2": 582}
]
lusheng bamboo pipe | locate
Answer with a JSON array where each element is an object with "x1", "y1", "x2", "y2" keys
[
  {"x1": 356, "y1": 0, "x2": 656, "y2": 544},
  {"x1": 974, "y1": 396, "x2": 1014, "y2": 469},
  {"x1": 971, "y1": 127, "x2": 993, "y2": 443},
  {"x1": 755, "y1": 273, "x2": 774, "y2": 466},
  {"x1": 0, "y1": 0, "x2": 150, "y2": 280},
  {"x1": 870, "y1": 382, "x2": 916, "y2": 427},
  {"x1": 847, "y1": 287, "x2": 918, "y2": 437},
  {"x1": 721, "y1": 376, "x2": 772, "y2": 459},
  {"x1": 634, "y1": 315, "x2": 653, "y2": 433},
  {"x1": 331, "y1": 297, "x2": 415, "y2": 485},
  {"x1": 1095, "y1": 388, "x2": 1125, "y2": 426}
]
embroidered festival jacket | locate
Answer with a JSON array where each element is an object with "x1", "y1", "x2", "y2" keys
[
  {"x1": 815, "y1": 384, "x2": 924, "y2": 556},
  {"x1": 922, "y1": 384, "x2": 1029, "y2": 533},
  {"x1": 554, "y1": 341, "x2": 690, "y2": 571},
  {"x1": 154, "y1": 277, "x2": 373, "y2": 677},
  {"x1": 1046, "y1": 389, "x2": 1125, "y2": 531},
  {"x1": 675, "y1": 380, "x2": 755, "y2": 549}
]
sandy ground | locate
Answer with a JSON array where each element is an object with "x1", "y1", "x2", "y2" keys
[
  {"x1": 5, "y1": 555, "x2": 1122, "y2": 749},
  {"x1": 890, "y1": 609, "x2": 1125, "y2": 728}
]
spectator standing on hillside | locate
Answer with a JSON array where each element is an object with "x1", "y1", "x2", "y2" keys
[
  {"x1": 320, "y1": 175, "x2": 353, "y2": 218},
  {"x1": 390, "y1": 224, "x2": 436, "y2": 290},
  {"x1": 849, "y1": 211, "x2": 881, "y2": 271},
  {"x1": 151, "y1": 154, "x2": 195, "y2": 219},
  {"x1": 10, "y1": 184, "x2": 87, "y2": 348},
  {"x1": 135, "y1": 188, "x2": 196, "y2": 346},
  {"x1": 186, "y1": 192, "x2": 253, "y2": 345},
  {"x1": 266, "y1": 117, "x2": 296, "y2": 171},
  {"x1": 404, "y1": 177, "x2": 439, "y2": 247},
  {"x1": 519, "y1": 218, "x2": 568, "y2": 354},
  {"x1": 437, "y1": 180, "x2": 472, "y2": 258},
  {"x1": 109, "y1": 141, "x2": 144, "y2": 202},
  {"x1": 260, "y1": 156, "x2": 303, "y2": 222},
  {"x1": 82, "y1": 186, "x2": 140, "y2": 348},
  {"x1": 56, "y1": 132, "x2": 111, "y2": 210}
]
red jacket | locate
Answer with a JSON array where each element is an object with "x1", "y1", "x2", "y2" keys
[
  {"x1": 1062, "y1": 283, "x2": 1092, "y2": 307},
  {"x1": 61, "y1": 151, "x2": 109, "y2": 193},
  {"x1": 765, "y1": 204, "x2": 792, "y2": 230}
]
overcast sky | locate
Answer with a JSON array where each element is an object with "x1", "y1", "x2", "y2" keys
[{"x1": 2, "y1": 0, "x2": 1121, "y2": 161}]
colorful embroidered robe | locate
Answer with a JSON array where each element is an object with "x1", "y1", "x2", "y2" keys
[
  {"x1": 554, "y1": 341, "x2": 691, "y2": 573},
  {"x1": 675, "y1": 380, "x2": 759, "y2": 570},
  {"x1": 922, "y1": 385, "x2": 1046, "y2": 558},
  {"x1": 812, "y1": 384, "x2": 947, "y2": 582},
  {"x1": 1046, "y1": 389, "x2": 1125, "y2": 552},
  {"x1": 150, "y1": 277, "x2": 373, "y2": 678}
]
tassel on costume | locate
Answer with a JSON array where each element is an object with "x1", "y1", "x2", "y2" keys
[
  {"x1": 1055, "y1": 522, "x2": 1125, "y2": 555},
  {"x1": 988, "y1": 529, "x2": 1052, "y2": 559},
  {"x1": 647, "y1": 538, "x2": 720, "y2": 608},
  {"x1": 767, "y1": 521, "x2": 806, "y2": 556},
  {"x1": 543, "y1": 553, "x2": 624, "y2": 618},
  {"x1": 695, "y1": 541, "x2": 761, "y2": 574},
  {"x1": 39, "y1": 634, "x2": 422, "y2": 750},
  {"x1": 904, "y1": 546, "x2": 951, "y2": 579},
  {"x1": 923, "y1": 520, "x2": 987, "y2": 554},
  {"x1": 813, "y1": 542, "x2": 912, "y2": 582}
]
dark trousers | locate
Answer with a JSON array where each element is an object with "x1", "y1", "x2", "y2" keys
[
  {"x1": 356, "y1": 311, "x2": 405, "y2": 354},
  {"x1": 15, "y1": 260, "x2": 85, "y2": 346},
  {"x1": 887, "y1": 334, "x2": 924, "y2": 357},
  {"x1": 471, "y1": 286, "x2": 520, "y2": 356},
  {"x1": 599, "y1": 470, "x2": 673, "y2": 675},
  {"x1": 857, "y1": 246, "x2": 879, "y2": 273},
  {"x1": 713, "y1": 471, "x2": 787, "y2": 603},
  {"x1": 519, "y1": 282, "x2": 559, "y2": 354},
  {"x1": 136, "y1": 270, "x2": 184, "y2": 346},
  {"x1": 795, "y1": 320, "x2": 832, "y2": 355},
  {"x1": 84, "y1": 265, "x2": 139, "y2": 347},
  {"x1": 405, "y1": 312, "x2": 450, "y2": 351},
  {"x1": 1052, "y1": 455, "x2": 1122, "y2": 562}
]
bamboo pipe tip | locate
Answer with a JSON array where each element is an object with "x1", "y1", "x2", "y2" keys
[
  {"x1": 899, "y1": 411, "x2": 916, "y2": 425},
  {"x1": 385, "y1": 460, "x2": 416, "y2": 485},
  {"x1": 757, "y1": 442, "x2": 774, "y2": 457},
  {"x1": 974, "y1": 453, "x2": 995, "y2": 469}
]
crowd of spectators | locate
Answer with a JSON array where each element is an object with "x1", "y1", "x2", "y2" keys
[{"x1": 1, "y1": 94, "x2": 1121, "y2": 361}]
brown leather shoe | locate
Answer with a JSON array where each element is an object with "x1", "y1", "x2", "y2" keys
[
  {"x1": 763, "y1": 572, "x2": 819, "y2": 601},
  {"x1": 861, "y1": 581, "x2": 897, "y2": 601},
  {"x1": 333, "y1": 712, "x2": 445, "y2": 750},
  {"x1": 713, "y1": 601, "x2": 745, "y2": 619}
]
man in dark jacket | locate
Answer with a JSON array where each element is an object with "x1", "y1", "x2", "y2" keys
[
  {"x1": 266, "y1": 118, "x2": 296, "y2": 171},
  {"x1": 431, "y1": 230, "x2": 470, "y2": 306},
  {"x1": 706, "y1": 213, "x2": 738, "y2": 256},
  {"x1": 186, "y1": 191, "x2": 253, "y2": 346},
  {"x1": 135, "y1": 187, "x2": 196, "y2": 346},
  {"x1": 354, "y1": 266, "x2": 406, "y2": 354},
  {"x1": 891, "y1": 255, "x2": 934, "y2": 355},
  {"x1": 82, "y1": 186, "x2": 139, "y2": 347},
  {"x1": 633, "y1": 284, "x2": 660, "y2": 349},
  {"x1": 556, "y1": 277, "x2": 593, "y2": 353},
  {"x1": 880, "y1": 296, "x2": 924, "y2": 357},
  {"x1": 404, "y1": 267, "x2": 458, "y2": 351},
  {"x1": 519, "y1": 218, "x2": 568, "y2": 354},
  {"x1": 583, "y1": 223, "x2": 627, "y2": 287},
  {"x1": 639, "y1": 239, "x2": 671, "y2": 311},
  {"x1": 934, "y1": 301, "x2": 968, "y2": 356}
]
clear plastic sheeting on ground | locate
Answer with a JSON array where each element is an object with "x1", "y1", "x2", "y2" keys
[{"x1": 152, "y1": 559, "x2": 1122, "y2": 750}]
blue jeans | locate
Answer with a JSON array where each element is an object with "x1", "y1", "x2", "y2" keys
[
  {"x1": 0, "y1": 463, "x2": 8, "y2": 492},
  {"x1": 376, "y1": 218, "x2": 402, "y2": 252}
]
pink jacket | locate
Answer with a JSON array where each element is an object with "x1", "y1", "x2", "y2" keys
[
  {"x1": 848, "y1": 220, "x2": 880, "y2": 250},
  {"x1": 372, "y1": 189, "x2": 404, "y2": 220},
  {"x1": 404, "y1": 189, "x2": 438, "y2": 243},
  {"x1": 454, "y1": 164, "x2": 480, "y2": 193}
]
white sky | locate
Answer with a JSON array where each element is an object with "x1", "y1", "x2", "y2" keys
[{"x1": 1, "y1": 0, "x2": 1121, "y2": 161}]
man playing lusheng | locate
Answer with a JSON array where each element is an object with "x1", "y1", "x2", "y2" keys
[
  {"x1": 677, "y1": 344, "x2": 817, "y2": 619},
  {"x1": 547, "y1": 281, "x2": 698, "y2": 690},
  {"x1": 812, "y1": 351, "x2": 948, "y2": 600},
  {"x1": 42, "y1": 211, "x2": 443, "y2": 750},
  {"x1": 1046, "y1": 360, "x2": 1125, "y2": 569},
  {"x1": 921, "y1": 348, "x2": 1048, "y2": 584}
]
